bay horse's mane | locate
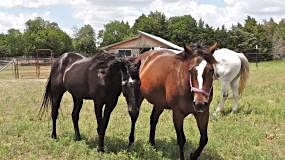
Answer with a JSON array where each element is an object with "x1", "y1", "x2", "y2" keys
[{"x1": 178, "y1": 43, "x2": 217, "y2": 65}]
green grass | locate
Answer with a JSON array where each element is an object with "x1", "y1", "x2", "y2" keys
[{"x1": 0, "y1": 61, "x2": 284, "y2": 160}]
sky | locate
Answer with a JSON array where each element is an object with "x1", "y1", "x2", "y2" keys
[{"x1": 0, "y1": 0, "x2": 284, "y2": 36}]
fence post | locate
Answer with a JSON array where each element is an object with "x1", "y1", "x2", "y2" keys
[{"x1": 255, "y1": 45, "x2": 258, "y2": 68}]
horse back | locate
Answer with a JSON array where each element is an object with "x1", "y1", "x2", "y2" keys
[
  {"x1": 63, "y1": 53, "x2": 122, "y2": 100},
  {"x1": 138, "y1": 50, "x2": 192, "y2": 109}
]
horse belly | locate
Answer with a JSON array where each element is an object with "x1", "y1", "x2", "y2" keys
[{"x1": 141, "y1": 87, "x2": 168, "y2": 107}]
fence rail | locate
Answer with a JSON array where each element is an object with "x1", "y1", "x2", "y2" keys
[{"x1": 244, "y1": 53, "x2": 273, "y2": 62}]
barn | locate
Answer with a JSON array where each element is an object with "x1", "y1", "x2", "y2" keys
[{"x1": 100, "y1": 31, "x2": 183, "y2": 57}]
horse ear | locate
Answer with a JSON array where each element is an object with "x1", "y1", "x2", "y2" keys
[
  {"x1": 133, "y1": 60, "x2": 141, "y2": 70},
  {"x1": 184, "y1": 44, "x2": 193, "y2": 55},
  {"x1": 208, "y1": 42, "x2": 218, "y2": 54}
]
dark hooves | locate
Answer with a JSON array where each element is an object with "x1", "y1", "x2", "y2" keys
[
  {"x1": 127, "y1": 142, "x2": 134, "y2": 151},
  {"x1": 189, "y1": 153, "x2": 199, "y2": 160},
  {"x1": 74, "y1": 136, "x2": 82, "y2": 141},
  {"x1": 51, "y1": 134, "x2": 57, "y2": 139},
  {"x1": 97, "y1": 147, "x2": 105, "y2": 152}
]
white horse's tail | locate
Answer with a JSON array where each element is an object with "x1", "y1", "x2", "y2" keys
[{"x1": 237, "y1": 53, "x2": 249, "y2": 95}]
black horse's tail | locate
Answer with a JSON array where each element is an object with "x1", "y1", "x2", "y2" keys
[{"x1": 38, "y1": 74, "x2": 52, "y2": 119}]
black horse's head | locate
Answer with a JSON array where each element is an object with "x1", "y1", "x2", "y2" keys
[{"x1": 120, "y1": 58, "x2": 141, "y2": 112}]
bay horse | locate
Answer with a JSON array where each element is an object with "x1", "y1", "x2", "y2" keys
[
  {"x1": 40, "y1": 52, "x2": 140, "y2": 152},
  {"x1": 128, "y1": 43, "x2": 218, "y2": 160},
  {"x1": 213, "y1": 48, "x2": 249, "y2": 113}
]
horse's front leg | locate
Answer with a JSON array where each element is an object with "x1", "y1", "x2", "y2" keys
[
  {"x1": 173, "y1": 111, "x2": 186, "y2": 160},
  {"x1": 98, "y1": 98, "x2": 118, "y2": 151},
  {"x1": 94, "y1": 100, "x2": 104, "y2": 152},
  {"x1": 149, "y1": 106, "x2": 164, "y2": 146},
  {"x1": 190, "y1": 110, "x2": 209, "y2": 160},
  {"x1": 128, "y1": 97, "x2": 143, "y2": 148}
]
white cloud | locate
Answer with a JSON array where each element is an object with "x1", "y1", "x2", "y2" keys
[
  {"x1": 0, "y1": 12, "x2": 51, "y2": 33},
  {"x1": 70, "y1": 0, "x2": 285, "y2": 31},
  {"x1": 0, "y1": 0, "x2": 284, "y2": 35}
]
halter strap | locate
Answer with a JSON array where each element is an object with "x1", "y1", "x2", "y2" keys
[{"x1": 189, "y1": 74, "x2": 211, "y2": 98}]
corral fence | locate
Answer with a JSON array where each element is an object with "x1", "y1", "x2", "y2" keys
[
  {"x1": 244, "y1": 53, "x2": 273, "y2": 62},
  {"x1": 0, "y1": 49, "x2": 54, "y2": 79}
]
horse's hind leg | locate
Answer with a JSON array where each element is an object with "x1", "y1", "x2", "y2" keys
[
  {"x1": 71, "y1": 96, "x2": 83, "y2": 141},
  {"x1": 230, "y1": 79, "x2": 239, "y2": 113},
  {"x1": 216, "y1": 80, "x2": 229, "y2": 113},
  {"x1": 149, "y1": 106, "x2": 164, "y2": 146},
  {"x1": 51, "y1": 92, "x2": 64, "y2": 139}
]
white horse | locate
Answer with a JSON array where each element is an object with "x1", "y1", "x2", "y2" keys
[{"x1": 213, "y1": 48, "x2": 249, "y2": 113}]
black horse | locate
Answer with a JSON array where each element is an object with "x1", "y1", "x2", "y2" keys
[{"x1": 40, "y1": 52, "x2": 141, "y2": 151}]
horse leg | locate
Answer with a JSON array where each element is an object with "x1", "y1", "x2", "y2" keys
[
  {"x1": 216, "y1": 80, "x2": 229, "y2": 113},
  {"x1": 94, "y1": 100, "x2": 104, "y2": 152},
  {"x1": 51, "y1": 92, "x2": 64, "y2": 139},
  {"x1": 190, "y1": 111, "x2": 209, "y2": 160},
  {"x1": 128, "y1": 97, "x2": 143, "y2": 147},
  {"x1": 98, "y1": 98, "x2": 118, "y2": 152},
  {"x1": 173, "y1": 111, "x2": 186, "y2": 160},
  {"x1": 71, "y1": 96, "x2": 83, "y2": 141},
  {"x1": 149, "y1": 106, "x2": 164, "y2": 146},
  {"x1": 230, "y1": 79, "x2": 239, "y2": 113}
]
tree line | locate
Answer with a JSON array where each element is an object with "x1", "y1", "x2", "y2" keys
[{"x1": 0, "y1": 12, "x2": 285, "y2": 59}]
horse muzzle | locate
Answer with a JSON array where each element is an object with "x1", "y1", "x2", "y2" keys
[{"x1": 193, "y1": 101, "x2": 208, "y2": 113}]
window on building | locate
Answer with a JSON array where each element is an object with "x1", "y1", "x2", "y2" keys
[{"x1": 118, "y1": 50, "x2": 132, "y2": 57}]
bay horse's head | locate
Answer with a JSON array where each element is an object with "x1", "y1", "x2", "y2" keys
[
  {"x1": 182, "y1": 43, "x2": 218, "y2": 112},
  {"x1": 121, "y1": 58, "x2": 141, "y2": 112}
]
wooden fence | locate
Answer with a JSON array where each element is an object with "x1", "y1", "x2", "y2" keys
[{"x1": 244, "y1": 53, "x2": 273, "y2": 62}]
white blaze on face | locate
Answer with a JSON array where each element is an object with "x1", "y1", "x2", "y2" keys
[
  {"x1": 195, "y1": 60, "x2": 207, "y2": 89},
  {"x1": 128, "y1": 77, "x2": 136, "y2": 84}
]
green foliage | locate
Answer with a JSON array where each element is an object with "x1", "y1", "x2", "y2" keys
[
  {"x1": 0, "y1": 15, "x2": 285, "y2": 57},
  {"x1": 167, "y1": 15, "x2": 198, "y2": 46},
  {"x1": 132, "y1": 11, "x2": 168, "y2": 38},
  {"x1": 73, "y1": 24, "x2": 97, "y2": 55},
  {"x1": 98, "y1": 20, "x2": 133, "y2": 47},
  {"x1": 0, "y1": 17, "x2": 72, "y2": 57}
]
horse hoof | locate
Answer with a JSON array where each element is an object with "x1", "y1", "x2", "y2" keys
[
  {"x1": 127, "y1": 142, "x2": 134, "y2": 151},
  {"x1": 149, "y1": 140, "x2": 155, "y2": 146},
  {"x1": 189, "y1": 153, "x2": 199, "y2": 160},
  {"x1": 74, "y1": 136, "x2": 82, "y2": 141},
  {"x1": 51, "y1": 134, "x2": 57, "y2": 139},
  {"x1": 97, "y1": 147, "x2": 105, "y2": 152}
]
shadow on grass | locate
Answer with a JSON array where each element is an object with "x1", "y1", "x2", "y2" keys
[{"x1": 83, "y1": 135, "x2": 223, "y2": 160}]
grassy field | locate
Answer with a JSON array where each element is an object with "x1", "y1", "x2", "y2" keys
[{"x1": 0, "y1": 61, "x2": 284, "y2": 160}]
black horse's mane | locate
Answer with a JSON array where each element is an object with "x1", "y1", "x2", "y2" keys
[{"x1": 90, "y1": 52, "x2": 121, "y2": 69}]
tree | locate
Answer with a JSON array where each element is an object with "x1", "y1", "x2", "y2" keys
[
  {"x1": 5, "y1": 29, "x2": 25, "y2": 56},
  {"x1": 98, "y1": 21, "x2": 132, "y2": 47},
  {"x1": 167, "y1": 15, "x2": 198, "y2": 46},
  {"x1": 23, "y1": 17, "x2": 72, "y2": 56},
  {"x1": 0, "y1": 34, "x2": 8, "y2": 57},
  {"x1": 132, "y1": 11, "x2": 168, "y2": 38},
  {"x1": 73, "y1": 24, "x2": 96, "y2": 54}
]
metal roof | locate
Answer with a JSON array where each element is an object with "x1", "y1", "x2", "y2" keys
[
  {"x1": 101, "y1": 31, "x2": 183, "y2": 51},
  {"x1": 138, "y1": 31, "x2": 183, "y2": 51}
]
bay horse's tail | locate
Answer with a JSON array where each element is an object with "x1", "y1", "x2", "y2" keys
[
  {"x1": 38, "y1": 74, "x2": 52, "y2": 119},
  {"x1": 237, "y1": 53, "x2": 249, "y2": 95}
]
